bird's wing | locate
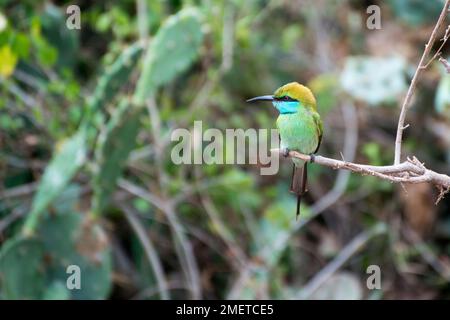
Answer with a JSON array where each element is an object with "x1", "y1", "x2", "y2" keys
[{"x1": 312, "y1": 112, "x2": 323, "y2": 153}]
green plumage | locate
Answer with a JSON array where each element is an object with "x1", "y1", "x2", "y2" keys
[
  {"x1": 276, "y1": 107, "x2": 322, "y2": 167},
  {"x1": 247, "y1": 82, "x2": 323, "y2": 219}
]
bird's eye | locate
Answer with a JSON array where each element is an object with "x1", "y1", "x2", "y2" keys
[{"x1": 275, "y1": 95, "x2": 293, "y2": 101}]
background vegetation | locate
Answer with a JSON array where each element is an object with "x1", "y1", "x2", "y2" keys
[{"x1": 0, "y1": 0, "x2": 449, "y2": 299}]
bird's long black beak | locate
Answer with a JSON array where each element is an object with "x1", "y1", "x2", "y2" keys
[{"x1": 246, "y1": 95, "x2": 274, "y2": 103}]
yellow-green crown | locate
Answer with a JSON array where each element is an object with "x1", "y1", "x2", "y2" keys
[{"x1": 274, "y1": 82, "x2": 317, "y2": 109}]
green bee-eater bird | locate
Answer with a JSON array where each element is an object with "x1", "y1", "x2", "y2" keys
[{"x1": 247, "y1": 82, "x2": 323, "y2": 219}]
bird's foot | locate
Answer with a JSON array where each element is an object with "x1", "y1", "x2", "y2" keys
[
  {"x1": 310, "y1": 154, "x2": 316, "y2": 163},
  {"x1": 282, "y1": 148, "x2": 290, "y2": 157}
]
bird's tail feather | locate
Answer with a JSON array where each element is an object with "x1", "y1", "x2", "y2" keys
[{"x1": 290, "y1": 163, "x2": 308, "y2": 220}]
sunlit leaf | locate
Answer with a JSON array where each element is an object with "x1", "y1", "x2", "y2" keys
[
  {"x1": 134, "y1": 8, "x2": 204, "y2": 103},
  {"x1": 0, "y1": 45, "x2": 18, "y2": 77}
]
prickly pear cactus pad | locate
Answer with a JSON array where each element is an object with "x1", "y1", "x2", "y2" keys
[
  {"x1": 38, "y1": 211, "x2": 112, "y2": 300},
  {"x1": 92, "y1": 99, "x2": 142, "y2": 215},
  {"x1": 22, "y1": 128, "x2": 87, "y2": 236},
  {"x1": 134, "y1": 8, "x2": 204, "y2": 103},
  {"x1": 0, "y1": 237, "x2": 46, "y2": 299},
  {"x1": 88, "y1": 42, "x2": 143, "y2": 114}
]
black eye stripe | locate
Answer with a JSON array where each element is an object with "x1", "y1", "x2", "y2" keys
[{"x1": 275, "y1": 96, "x2": 296, "y2": 102}]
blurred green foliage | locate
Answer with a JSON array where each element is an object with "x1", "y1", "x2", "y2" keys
[
  {"x1": 388, "y1": 0, "x2": 445, "y2": 26},
  {"x1": 0, "y1": 0, "x2": 449, "y2": 300},
  {"x1": 435, "y1": 70, "x2": 450, "y2": 116}
]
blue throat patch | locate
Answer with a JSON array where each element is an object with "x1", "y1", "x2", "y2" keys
[{"x1": 272, "y1": 101, "x2": 300, "y2": 114}]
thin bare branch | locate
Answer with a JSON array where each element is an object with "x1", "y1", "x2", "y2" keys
[
  {"x1": 297, "y1": 223, "x2": 387, "y2": 299},
  {"x1": 0, "y1": 182, "x2": 38, "y2": 200},
  {"x1": 422, "y1": 25, "x2": 450, "y2": 69},
  {"x1": 309, "y1": 102, "x2": 358, "y2": 214},
  {"x1": 136, "y1": 0, "x2": 149, "y2": 42},
  {"x1": 439, "y1": 55, "x2": 450, "y2": 73},
  {"x1": 199, "y1": 194, "x2": 248, "y2": 268},
  {"x1": 403, "y1": 227, "x2": 450, "y2": 281},
  {"x1": 120, "y1": 203, "x2": 170, "y2": 300},
  {"x1": 272, "y1": 150, "x2": 450, "y2": 189},
  {"x1": 118, "y1": 179, "x2": 202, "y2": 299}
]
